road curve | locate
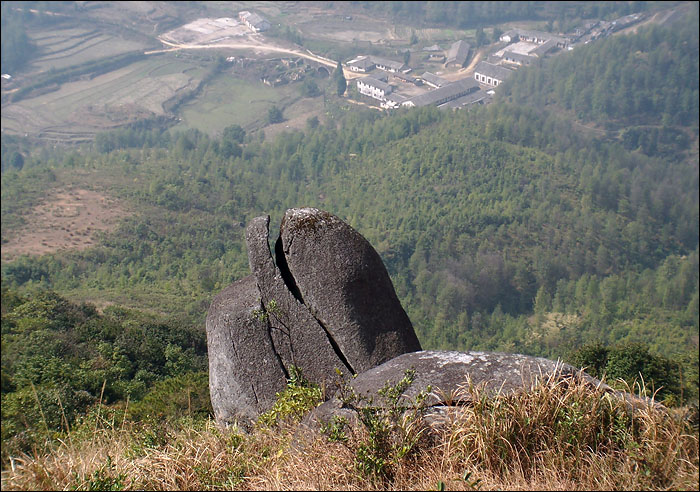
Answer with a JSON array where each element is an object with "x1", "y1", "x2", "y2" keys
[{"x1": 152, "y1": 36, "x2": 362, "y2": 79}]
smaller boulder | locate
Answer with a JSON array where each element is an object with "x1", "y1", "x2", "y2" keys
[
  {"x1": 305, "y1": 350, "x2": 661, "y2": 430},
  {"x1": 205, "y1": 274, "x2": 288, "y2": 427}
]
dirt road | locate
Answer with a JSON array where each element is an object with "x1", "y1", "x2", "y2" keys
[{"x1": 153, "y1": 36, "x2": 362, "y2": 79}]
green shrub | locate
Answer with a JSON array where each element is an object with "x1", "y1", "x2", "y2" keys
[
  {"x1": 324, "y1": 369, "x2": 432, "y2": 480},
  {"x1": 257, "y1": 366, "x2": 323, "y2": 428},
  {"x1": 567, "y1": 341, "x2": 684, "y2": 404},
  {"x1": 128, "y1": 371, "x2": 212, "y2": 422}
]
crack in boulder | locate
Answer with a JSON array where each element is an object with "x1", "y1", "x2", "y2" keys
[
  {"x1": 205, "y1": 274, "x2": 287, "y2": 428},
  {"x1": 279, "y1": 207, "x2": 422, "y2": 373},
  {"x1": 312, "y1": 316, "x2": 357, "y2": 376},
  {"x1": 274, "y1": 235, "x2": 303, "y2": 303},
  {"x1": 274, "y1": 229, "x2": 356, "y2": 376},
  {"x1": 206, "y1": 208, "x2": 423, "y2": 426},
  {"x1": 207, "y1": 209, "x2": 663, "y2": 431},
  {"x1": 260, "y1": 300, "x2": 291, "y2": 381},
  {"x1": 246, "y1": 214, "x2": 354, "y2": 383}
]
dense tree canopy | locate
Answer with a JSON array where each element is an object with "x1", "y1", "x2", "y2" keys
[
  {"x1": 1, "y1": 6, "x2": 697, "y2": 464},
  {"x1": 500, "y1": 4, "x2": 699, "y2": 135}
]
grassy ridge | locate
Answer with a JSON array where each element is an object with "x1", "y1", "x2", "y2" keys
[{"x1": 2, "y1": 375, "x2": 697, "y2": 491}]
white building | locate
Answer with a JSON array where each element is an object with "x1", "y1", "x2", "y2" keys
[
  {"x1": 238, "y1": 11, "x2": 270, "y2": 32},
  {"x1": 347, "y1": 56, "x2": 376, "y2": 72},
  {"x1": 346, "y1": 55, "x2": 405, "y2": 73},
  {"x1": 473, "y1": 61, "x2": 513, "y2": 87},
  {"x1": 356, "y1": 76, "x2": 393, "y2": 101},
  {"x1": 371, "y1": 56, "x2": 405, "y2": 73},
  {"x1": 499, "y1": 29, "x2": 568, "y2": 49}
]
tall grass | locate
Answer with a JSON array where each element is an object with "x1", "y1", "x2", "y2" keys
[{"x1": 2, "y1": 375, "x2": 697, "y2": 491}]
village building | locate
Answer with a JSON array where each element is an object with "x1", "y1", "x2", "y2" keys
[
  {"x1": 499, "y1": 29, "x2": 519, "y2": 43},
  {"x1": 499, "y1": 29, "x2": 568, "y2": 49},
  {"x1": 347, "y1": 55, "x2": 376, "y2": 72},
  {"x1": 370, "y1": 56, "x2": 405, "y2": 73},
  {"x1": 238, "y1": 10, "x2": 270, "y2": 32},
  {"x1": 442, "y1": 88, "x2": 490, "y2": 109},
  {"x1": 356, "y1": 76, "x2": 393, "y2": 101},
  {"x1": 473, "y1": 61, "x2": 513, "y2": 87},
  {"x1": 445, "y1": 40, "x2": 471, "y2": 67},
  {"x1": 346, "y1": 55, "x2": 405, "y2": 73},
  {"x1": 402, "y1": 77, "x2": 480, "y2": 108},
  {"x1": 529, "y1": 38, "x2": 558, "y2": 57},
  {"x1": 392, "y1": 72, "x2": 421, "y2": 85},
  {"x1": 423, "y1": 44, "x2": 445, "y2": 61},
  {"x1": 420, "y1": 72, "x2": 450, "y2": 88},
  {"x1": 381, "y1": 92, "x2": 408, "y2": 109},
  {"x1": 501, "y1": 51, "x2": 533, "y2": 66}
]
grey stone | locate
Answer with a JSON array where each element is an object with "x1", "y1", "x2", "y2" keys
[
  {"x1": 246, "y1": 215, "x2": 353, "y2": 386},
  {"x1": 346, "y1": 350, "x2": 597, "y2": 405},
  {"x1": 279, "y1": 207, "x2": 422, "y2": 374},
  {"x1": 207, "y1": 208, "x2": 425, "y2": 426},
  {"x1": 305, "y1": 350, "x2": 662, "y2": 430},
  {"x1": 205, "y1": 274, "x2": 287, "y2": 427}
]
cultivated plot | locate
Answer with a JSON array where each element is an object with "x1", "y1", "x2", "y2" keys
[
  {"x1": 27, "y1": 26, "x2": 150, "y2": 74},
  {"x1": 170, "y1": 74, "x2": 302, "y2": 135},
  {"x1": 1, "y1": 56, "x2": 207, "y2": 143}
]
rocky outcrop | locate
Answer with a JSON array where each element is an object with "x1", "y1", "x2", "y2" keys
[
  {"x1": 246, "y1": 215, "x2": 353, "y2": 385},
  {"x1": 279, "y1": 208, "x2": 422, "y2": 374},
  {"x1": 304, "y1": 350, "x2": 663, "y2": 430},
  {"x1": 206, "y1": 208, "x2": 422, "y2": 427},
  {"x1": 341, "y1": 350, "x2": 597, "y2": 405},
  {"x1": 207, "y1": 208, "x2": 658, "y2": 432},
  {"x1": 205, "y1": 275, "x2": 288, "y2": 426}
]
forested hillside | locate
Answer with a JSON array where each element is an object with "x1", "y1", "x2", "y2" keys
[
  {"x1": 354, "y1": 0, "x2": 648, "y2": 30},
  {"x1": 1, "y1": 4, "x2": 698, "y2": 469},
  {"x1": 500, "y1": 4, "x2": 699, "y2": 156}
]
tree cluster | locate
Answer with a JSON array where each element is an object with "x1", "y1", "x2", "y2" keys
[{"x1": 1, "y1": 287, "x2": 210, "y2": 461}]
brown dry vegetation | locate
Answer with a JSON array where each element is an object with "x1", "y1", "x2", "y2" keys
[
  {"x1": 1, "y1": 188, "x2": 131, "y2": 262},
  {"x1": 2, "y1": 377, "x2": 697, "y2": 491}
]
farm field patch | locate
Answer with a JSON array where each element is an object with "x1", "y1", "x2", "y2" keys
[
  {"x1": 1, "y1": 56, "x2": 207, "y2": 142},
  {"x1": 27, "y1": 27, "x2": 149, "y2": 74},
  {"x1": 170, "y1": 73, "x2": 302, "y2": 136},
  {"x1": 262, "y1": 94, "x2": 327, "y2": 140},
  {"x1": 1, "y1": 187, "x2": 132, "y2": 263}
]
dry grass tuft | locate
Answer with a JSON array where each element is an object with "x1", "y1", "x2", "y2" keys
[{"x1": 2, "y1": 376, "x2": 698, "y2": 491}]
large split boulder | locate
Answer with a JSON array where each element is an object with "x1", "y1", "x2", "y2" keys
[
  {"x1": 206, "y1": 208, "x2": 422, "y2": 427},
  {"x1": 279, "y1": 208, "x2": 422, "y2": 374},
  {"x1": 246, "y1": 215, "x2": 353, "y2": 386}
]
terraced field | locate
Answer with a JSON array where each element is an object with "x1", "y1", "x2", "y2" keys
[
  {"x1": 0, "y1": 1, "x2": 467, "y2": 144},
  {"x1": 1, "y1": 56, "x2": 208, "y2": 143},
  {"x1": 28, "y1": 27, "x2": 149, "y2": 74}
]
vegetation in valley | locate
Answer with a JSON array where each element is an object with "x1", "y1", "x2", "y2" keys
[
  {"x1": 1, "y1": 287, "x2": 210, "y2": 463},
  {"x1": 1, "y1": 3, "x2": 698, "y2": 490},
  {"x1": 500, "y1": 5, "x2": 699, "y2": 152},
  {"x1": 354, "y1": 1, "x2": 653, "y2": 31}
]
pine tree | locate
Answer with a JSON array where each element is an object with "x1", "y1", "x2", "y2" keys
[{"x1": 334, "y1": 60, "x2": 347, "y2": 96}]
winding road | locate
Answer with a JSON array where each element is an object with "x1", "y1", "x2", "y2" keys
[{"x1": 149, "y1": 35, "x2": 363, "y2": 80}]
